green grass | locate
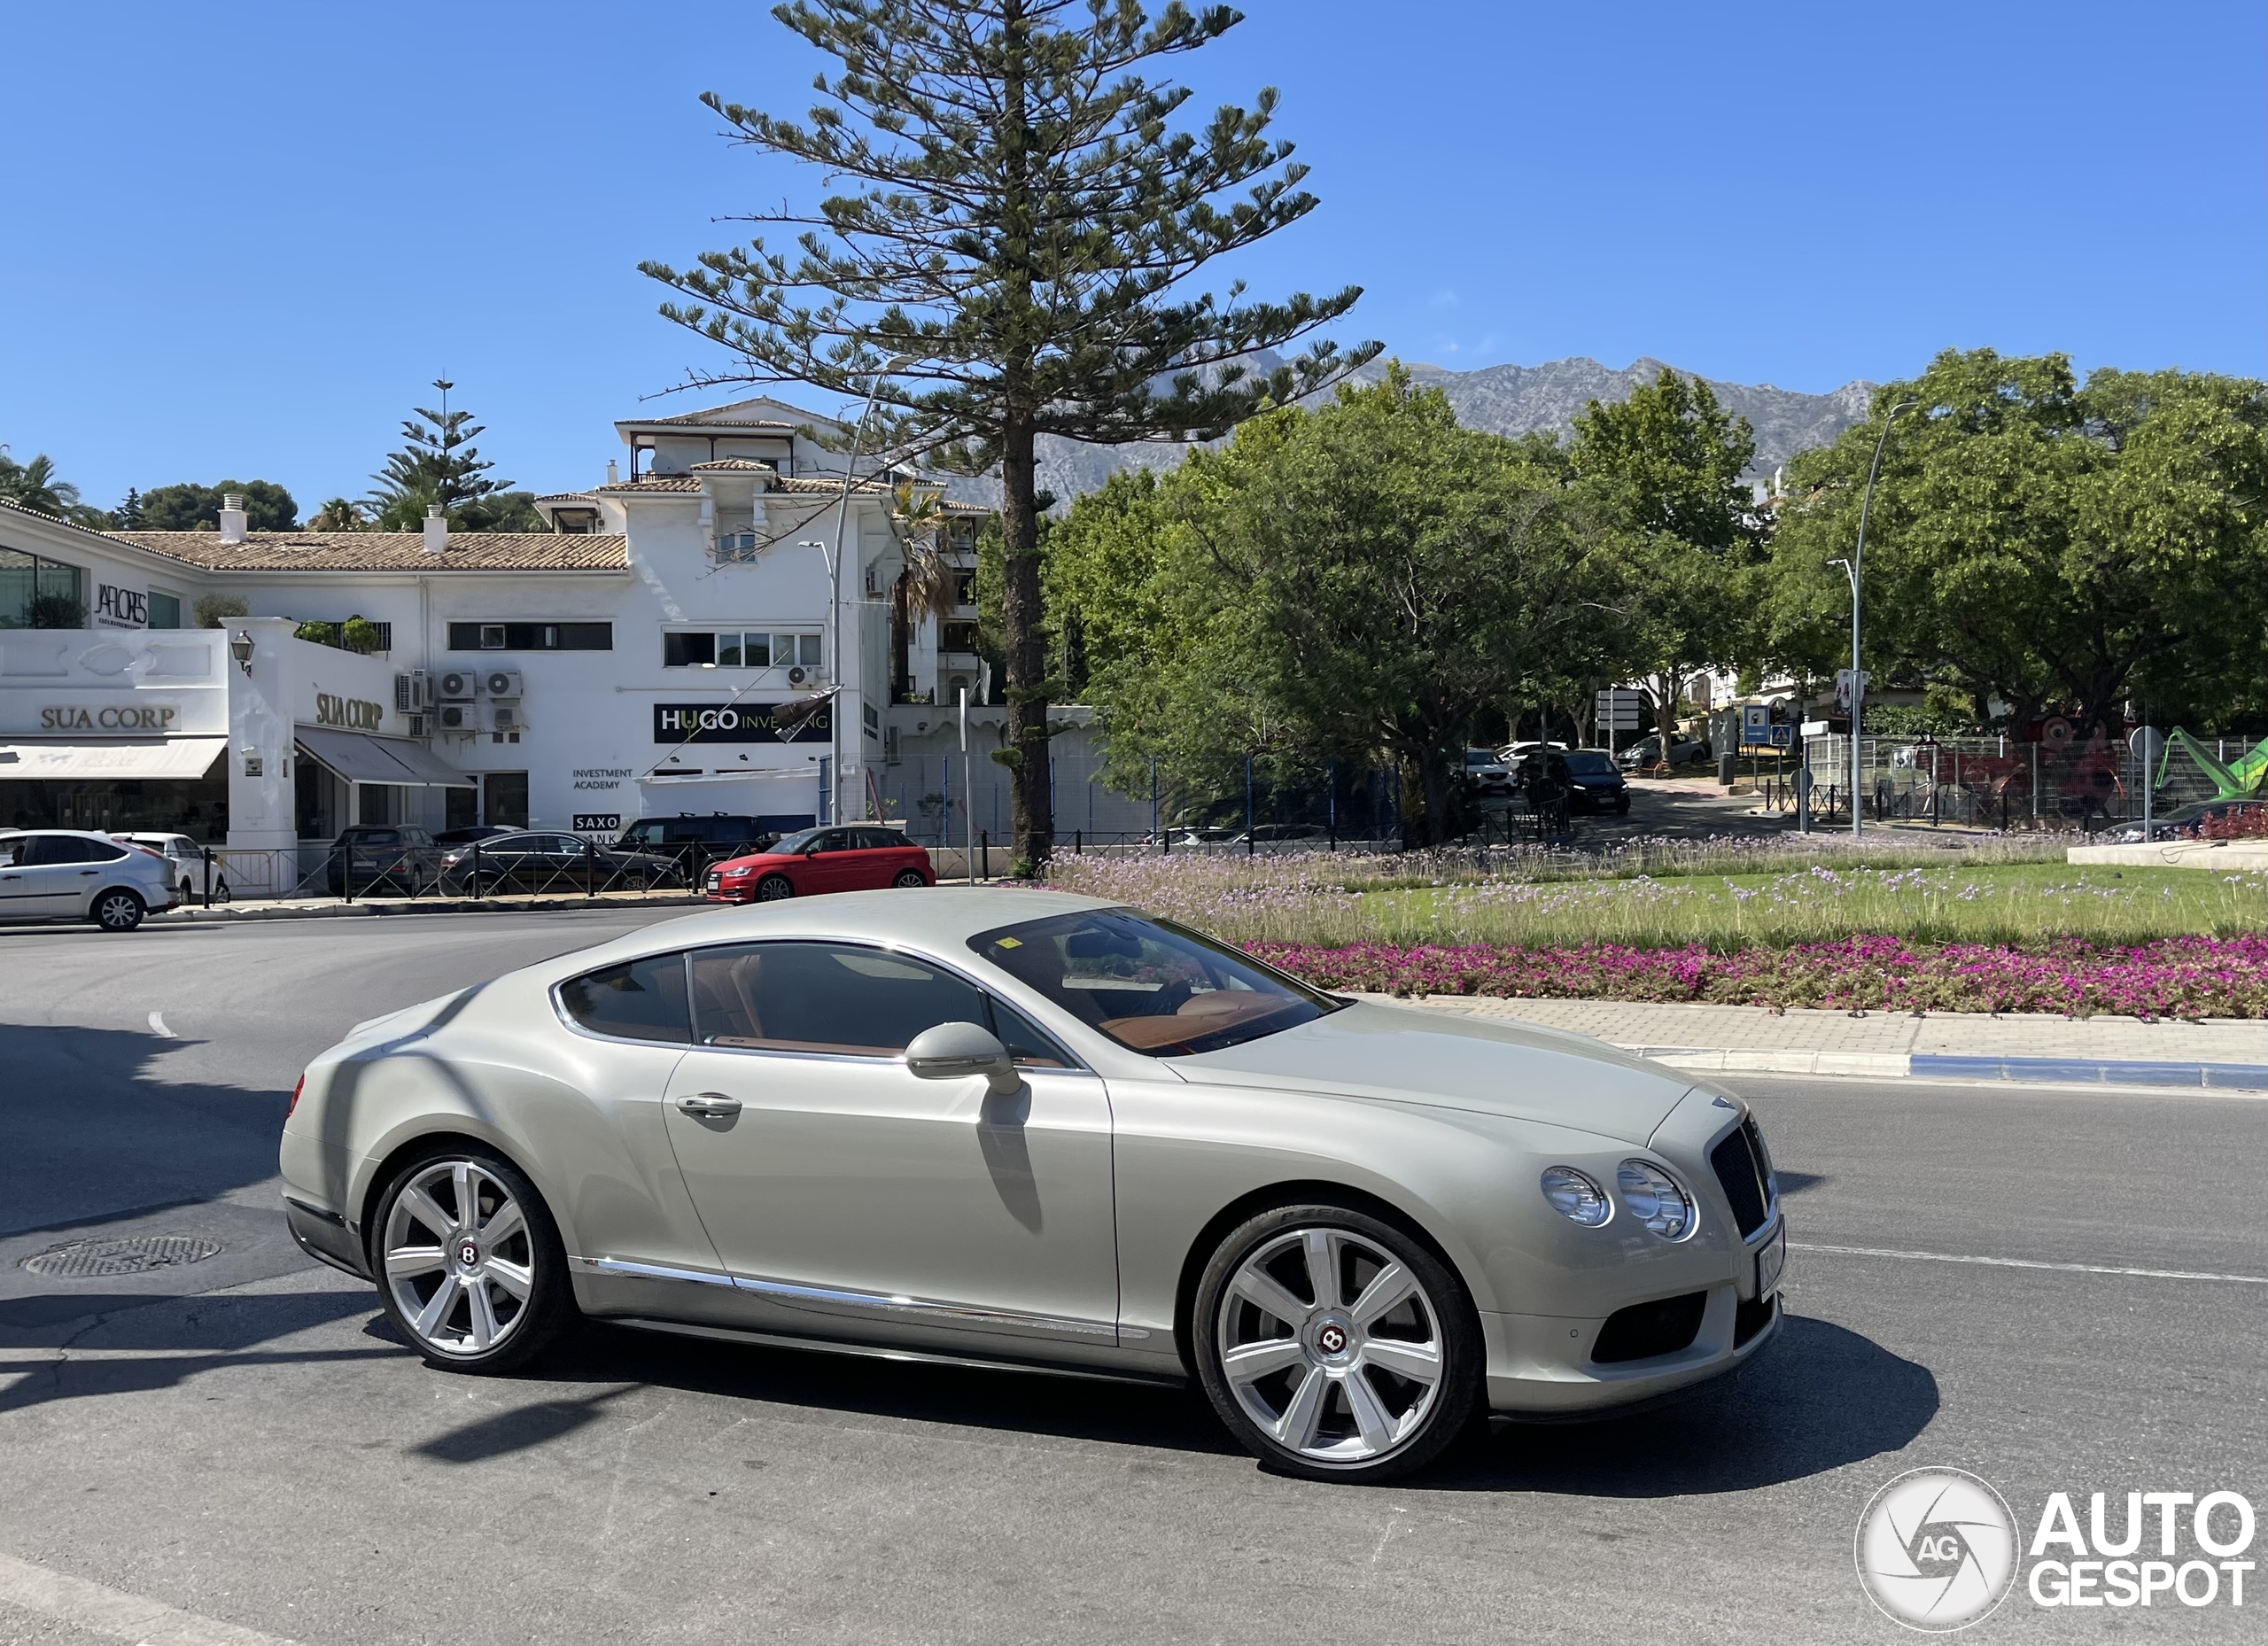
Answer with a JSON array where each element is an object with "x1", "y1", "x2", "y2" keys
[{"x1": 1050, "y1": 851, "x2": 2268, "y2": 951}]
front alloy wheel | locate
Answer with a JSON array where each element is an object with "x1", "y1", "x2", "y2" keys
[
  {"x1": 375, "y1": 1150, "x2": 571, "y2": 1371},
  {"x1": 755, "y1": 873, "x2": 795, "y2": 901},
  {"x1": 1194, "y1": 1203, "x2": 1481, "y2": 1481}
]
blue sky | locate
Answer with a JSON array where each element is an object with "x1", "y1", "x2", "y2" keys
[{"x1": 4, "y1": 0, "x2": 2260, "y2": 514}]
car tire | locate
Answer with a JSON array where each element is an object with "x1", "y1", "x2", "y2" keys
[
  {"x1": 891, "y1": 869, "x2": 928, "y2": 889},
  {"x1": 755, "y1": 873, "x2": 795, "y2": 901},
  {"x1": 1192, "y1": 1200, "x2": 1483, "y2": 1483},
  {"x1": 91, "y1": 888, "x2": 146, "y2": 932},
  {"x1": 369, "y1": 1144, "x2": 576, "y2": 1375}
]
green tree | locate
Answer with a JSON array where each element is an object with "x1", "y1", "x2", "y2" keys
[
  {"x1": 136, "y1": 480, "x2": 299, "y2": 532},
  {"x1": 1048, "y1": 369, "x2": 1615, "y2": 842},
  {"x1": 113, "y1": 487, "x2": 144, "y2": 529},
  {"x1": 642, "y1": 0, "x2": 1374, "y2": 870},
  {"x1": 0, "y1": 449, "x2": 107, "y2": 526},
  {"x1": 365, "y1": 378, "x2": 521, "y2": 528},
  {"x1": 1568, "y1": 369, "x2": 1762, "y2": 746},
  {"x1": 1767, "y1": 349, "x2": 2268, "y2": 737}
]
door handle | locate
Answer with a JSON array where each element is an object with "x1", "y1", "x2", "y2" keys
[{"x1": 677, "y1": 1092, "x2": 742, "y2": 1117}]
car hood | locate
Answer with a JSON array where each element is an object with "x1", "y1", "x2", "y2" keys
[{"x1": 1169, "y1": 1001, "x2": 1693, "y2": 1145}]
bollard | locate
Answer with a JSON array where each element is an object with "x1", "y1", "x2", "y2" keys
[
  {"x1": 201, "y1": 845, "x2": 213, "y2": 909},
  {"x1": 981, "y1": 830, "x2": 990, "y2": 880},
  {"x1": 471, "y1": 839, "x2": 483, "y2": 899},
  {"x1": 585, "y1": 836, "x2": 597, "y2": 897}
]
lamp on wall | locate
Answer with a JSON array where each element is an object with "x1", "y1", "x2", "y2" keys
[{"x1": 229, "y1": 631, "x2": 255, "y2": 673}]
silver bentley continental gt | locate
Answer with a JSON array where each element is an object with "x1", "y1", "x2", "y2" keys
[{"x1": 279, "y1": 888, "x2": 1783, "y2": 1481}]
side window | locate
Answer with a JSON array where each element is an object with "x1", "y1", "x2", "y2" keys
[
  {"x1": 987, "y1": 997, "x2": 1075, "y2": 1069},
  {"x1": 27, "y1": 836, "x2": 117, "y2": 866},
  {"x1": 558, "y1": 952, "x2": 691, "y2": 1044},
  {"x1": 688, "y1": 942, "x2": 988, "y2": 1056}
]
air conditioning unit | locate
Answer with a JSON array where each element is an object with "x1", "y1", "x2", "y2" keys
[
  {"x1": 481, "y1": 667, "x2": 524, "y2": 699},
  {"x1": 786, "y1": 664, "x2": 828, "y2": 687},
  {"x1": 393, "y1": 671, "x2": 429, "y2": 712},
  {"x1": 436, "y1": 669, "x2": 479, "y2": 703},
  {"x1": 483, "y1": 700, "x2": 528, "y2": 735},
  {"x1": 434, "y1": 703, "x2": 479, "y2": 734},
  {"x1": 405, "y1": 712, "x2": 428, "y2": 738}
]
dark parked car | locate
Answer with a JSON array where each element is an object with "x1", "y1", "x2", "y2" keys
[
  {"x1": 439, "y1": 832, "x2": 681, "y2": 895},
  {"x1": 705, "y1": 826, "x2": 935, "y2": 901},
  {"x1": 434, "y1": 824, "x2": 514, "y2": 848},
  {"x1": 1616, "y1": 733, "x2": 1709, "y2": 771},
  {"x1": 1560, "y1": 749, "x2": 1632, "y2": 814},
  {"x1": 326, "y1": 827, "x2": 443, "y2": 895},
  {"x1": 612, "y1": 814, "x2": 809, "y2": 876}
]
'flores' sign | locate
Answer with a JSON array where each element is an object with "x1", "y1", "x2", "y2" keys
[
  {"x1": 315, "y1": 693, "x2": 385, "y2": 731},
  {"x1": 655, "y1": 703, "x2": 829, "y2": 744}
]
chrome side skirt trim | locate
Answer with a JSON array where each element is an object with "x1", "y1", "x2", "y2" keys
[
  {"x1": 572, "y1": 1254, "x2": 1122, "y2": 1339},
  {"x1": 610, "y1": 1316, "x2": 1185, "y2": 1387}
]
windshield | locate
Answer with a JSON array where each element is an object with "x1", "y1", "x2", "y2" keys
[
  {"x1": 1564, "y1": 752, "x2": 1618, "y2": 776},
  {"x1": 970, "y1": 908, "x2": 1343, "y2": 1056}
]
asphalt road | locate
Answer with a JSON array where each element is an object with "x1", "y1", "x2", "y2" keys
[{"x1": 1, "y1": 910, "x2": 2263, "y2": 1643}]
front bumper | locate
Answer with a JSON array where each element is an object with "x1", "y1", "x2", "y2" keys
[{"x1": 1481, "y1": 1213, "x2": 1785, "y2": 1416}]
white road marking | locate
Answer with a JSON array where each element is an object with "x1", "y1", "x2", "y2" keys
[
  {"x1": 1791, "y1": 1241, "x2": 2268, "y2": 1285},
  {"x1": 0, "y1": 1549, "x2": 295, "y2": 1644},
  {"x1": 146, "y1": 1010, "x2": 174, "y2": 1037}
]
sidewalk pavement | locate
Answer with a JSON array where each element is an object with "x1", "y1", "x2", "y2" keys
[
  {"x1": 159, "y1": 890, "x2": 710, "y2": 921},
  {"x1": 1360, "y1": 994, "x2": 2268, "y2": 1091}
]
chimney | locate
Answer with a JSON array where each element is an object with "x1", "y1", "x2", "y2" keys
[
  {"x1": 606, "y1": 459, "x2": 620, "y2": 485},
  {"x1": 217, "y1": 493, "x2": 248, "y2": 544},
  {"x1": 422, "y1": 503, "x2": 448, "y2": 555}
]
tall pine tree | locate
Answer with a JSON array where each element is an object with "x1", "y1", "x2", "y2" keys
[
  {"x1": 366, "y1": 378, "x2": 516, "y2": 528},
  {"x1": 642, "y1": 0, "x2": 1373, "y2": 869}
]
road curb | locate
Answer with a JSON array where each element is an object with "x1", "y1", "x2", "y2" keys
[
  {"x1": 1634, "y1": 1046, "x2": 2268, "y2": 1091},
  {"x1": 160, "y1": 894, "x2": 711, "y2": 922}
]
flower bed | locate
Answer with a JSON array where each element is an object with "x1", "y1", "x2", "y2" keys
[{"x1": 1248, "y1": 934, "x2": 2268, "y2": 1020}]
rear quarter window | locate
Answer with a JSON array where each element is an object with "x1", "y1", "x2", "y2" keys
[{"x1": 558, "y1": 953, "x2": 691, "y2": 1044}]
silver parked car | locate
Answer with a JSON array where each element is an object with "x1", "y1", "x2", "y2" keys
[
  {"x1": 281, "y1": 889, "x2": 1783, "y2": 1480},
  {"x1": 0, "y1": 829, "x2": 179, "y2": 930},
  {"x1": 114, "y1": 832, "x2": 230, "y2": 902}
]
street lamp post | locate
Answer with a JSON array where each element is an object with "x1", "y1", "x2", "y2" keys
[
  {"x1": 1842, "y1": 398, "x2": 1920, "y2": 837},
  {"x1": 820, "y1": 353, "x2": 914, "y2": 825}
]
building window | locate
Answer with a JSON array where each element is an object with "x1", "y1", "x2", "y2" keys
[
  {"x1": 947, "y1": 519, "x2": 980, "y2": 553},
  {"x1": 147, "y1": 589, "x2": 183, "y2": 629},
  {"x1": 716, "y1": 531, "x2": 762, "y2": 563},
  {"x1": 941, "y1": 620, "x2": 981, "y2": 656},
  {"x1": 953, "y1": 571, "x2": 977, "y2": 609},
  {"x1": 664, "y1": 630, "x2": 822, "y2": 668},
  {"x1": 551, "y1": 509, "x2": 602, "y2": 534},
  {"x1": 0, "y1": 547, "x2": 87, "y2": 629},
  {"x1": 483, "y1": 772, "x2": 529, "y2": 828},
  {"x1": 447, "y1": 621, "x2": 612, "y2": 650}
]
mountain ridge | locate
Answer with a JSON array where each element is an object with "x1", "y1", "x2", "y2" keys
[{"x1": 1018, "y1": 353, "x2": 1875, "y2": 503}]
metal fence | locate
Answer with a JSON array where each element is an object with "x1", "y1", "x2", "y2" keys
[{"x1": 1771, "y1": 733, "x2": 2268, "y2": 830}]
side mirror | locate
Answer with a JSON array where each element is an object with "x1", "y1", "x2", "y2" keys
[{"x1": 904, "y1": 1021, "x2": 1019, "y2": 1097}]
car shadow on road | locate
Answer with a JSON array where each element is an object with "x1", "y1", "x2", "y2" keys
[{"x1": 1428, "y1": 1312, "x2": 1937, "y2": 1495}]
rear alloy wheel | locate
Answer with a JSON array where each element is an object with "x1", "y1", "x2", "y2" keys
[
  {"x1": 92, "y1": 889, "x2": 146, "y2": 932},
  {"x1": 1194, "y1": 1202, "x2": 1482, "y2": 1482},
  {"x1": 891, "y1": 869, "x2": 928, "y2": 889},
  {"x1": 756, "y1": 873, "x2": 796, "y2": 901},
  {"x1": 374, "y1": 1147, "x2": 573, "y2": 1373}
]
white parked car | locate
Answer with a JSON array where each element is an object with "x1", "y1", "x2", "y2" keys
[
  {"x1": 114, "y1": 832, "x2": 230, "y2": 903},
  {"x1": 0, "y1": 829, "x2": 180, "y2": 930}
]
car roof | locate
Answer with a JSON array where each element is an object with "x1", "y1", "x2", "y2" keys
[
  {"x1": 538, "y1": 886, "x2": 1121, "y2": 978},
  {"x1": 0, "y1": 828, "x2": 125, "y2": 841}
]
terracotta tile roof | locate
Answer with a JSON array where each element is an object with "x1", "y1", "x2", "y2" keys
[
  {"x1": 687, "y1": 457, "x2": 779, "y2": 472},
  {"x1": 625, "y1": 398, "x2": 809, "y2": 429},
  {"x1": 594, "y1": 475, "x2": 703, "y2": 493},
  {"x1": 534, "y1": 491, "x2": 601, "y2": 503},
  {"x1": 109, "y1": 531, "x2": 630, "y2": 572}
]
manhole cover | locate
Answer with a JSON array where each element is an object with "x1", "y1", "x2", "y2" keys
[{"x1": 22, "y1": 1235, "x2": 224, "y2": 1277}]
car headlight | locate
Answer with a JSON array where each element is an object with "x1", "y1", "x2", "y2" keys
[
  {"x1": 1617, "y1": 1160, "x2": 1696, "y2": 1239},
  {"x1": 1541, "y1": 1166, "x2": 1612, "y2": 1226}
]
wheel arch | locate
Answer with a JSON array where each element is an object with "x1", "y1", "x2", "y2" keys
[
  {"x1": 1169, "y1": 1177, "x2": 1477, "y2": 1384},
  {"x1": 353, "y1": 1126, "x2": 560, "y2": 1266}
]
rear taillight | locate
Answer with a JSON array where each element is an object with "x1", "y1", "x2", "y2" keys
[{"x1": 287, "y1": 1075, "x2": 305, "y2": 1117}]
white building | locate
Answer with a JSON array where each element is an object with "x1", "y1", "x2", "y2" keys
[{"x1": 0, "y1": 396, "x2": 1028, "y2": 885}]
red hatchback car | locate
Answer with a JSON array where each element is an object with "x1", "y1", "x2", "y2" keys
[{"x1": 704, "y1": 825, "x2": 935, "y2": 902}]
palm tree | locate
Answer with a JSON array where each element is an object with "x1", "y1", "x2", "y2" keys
[
  {"x1": 0, "y1": 447, "x2": 105, "y2": 526},
  {"x1": 308, "y1": 497, "x2": 364, "y2": 531},
  {"x1": 891, "y1": 481, "x2": 960, "y2": 629}
]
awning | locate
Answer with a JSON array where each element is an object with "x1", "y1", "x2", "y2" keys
[
  {"x1": 295, "y1": 728, "x2": 475, "y2": 788},
  {"x1": 0, "y1": 737, "x2": 226, "y2": 780}
]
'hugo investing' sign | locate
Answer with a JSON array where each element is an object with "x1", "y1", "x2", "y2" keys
[
  {"x1": 654, "y1": 703, "x2": 829, "y2": 744},
  {"x1": 315, "y1": 693, "x2": 385, "y2": 731},
  {"x1": 40, "y1": 703, "x2": 180, "y2": 731}
]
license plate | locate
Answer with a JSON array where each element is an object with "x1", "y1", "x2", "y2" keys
[
  {"x1": 1756, "y1": 1223, "x2": 1786, "y2": 1297},
  {"x1": 705, "y1": 875, "x2": 719, "y2": 890}
]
